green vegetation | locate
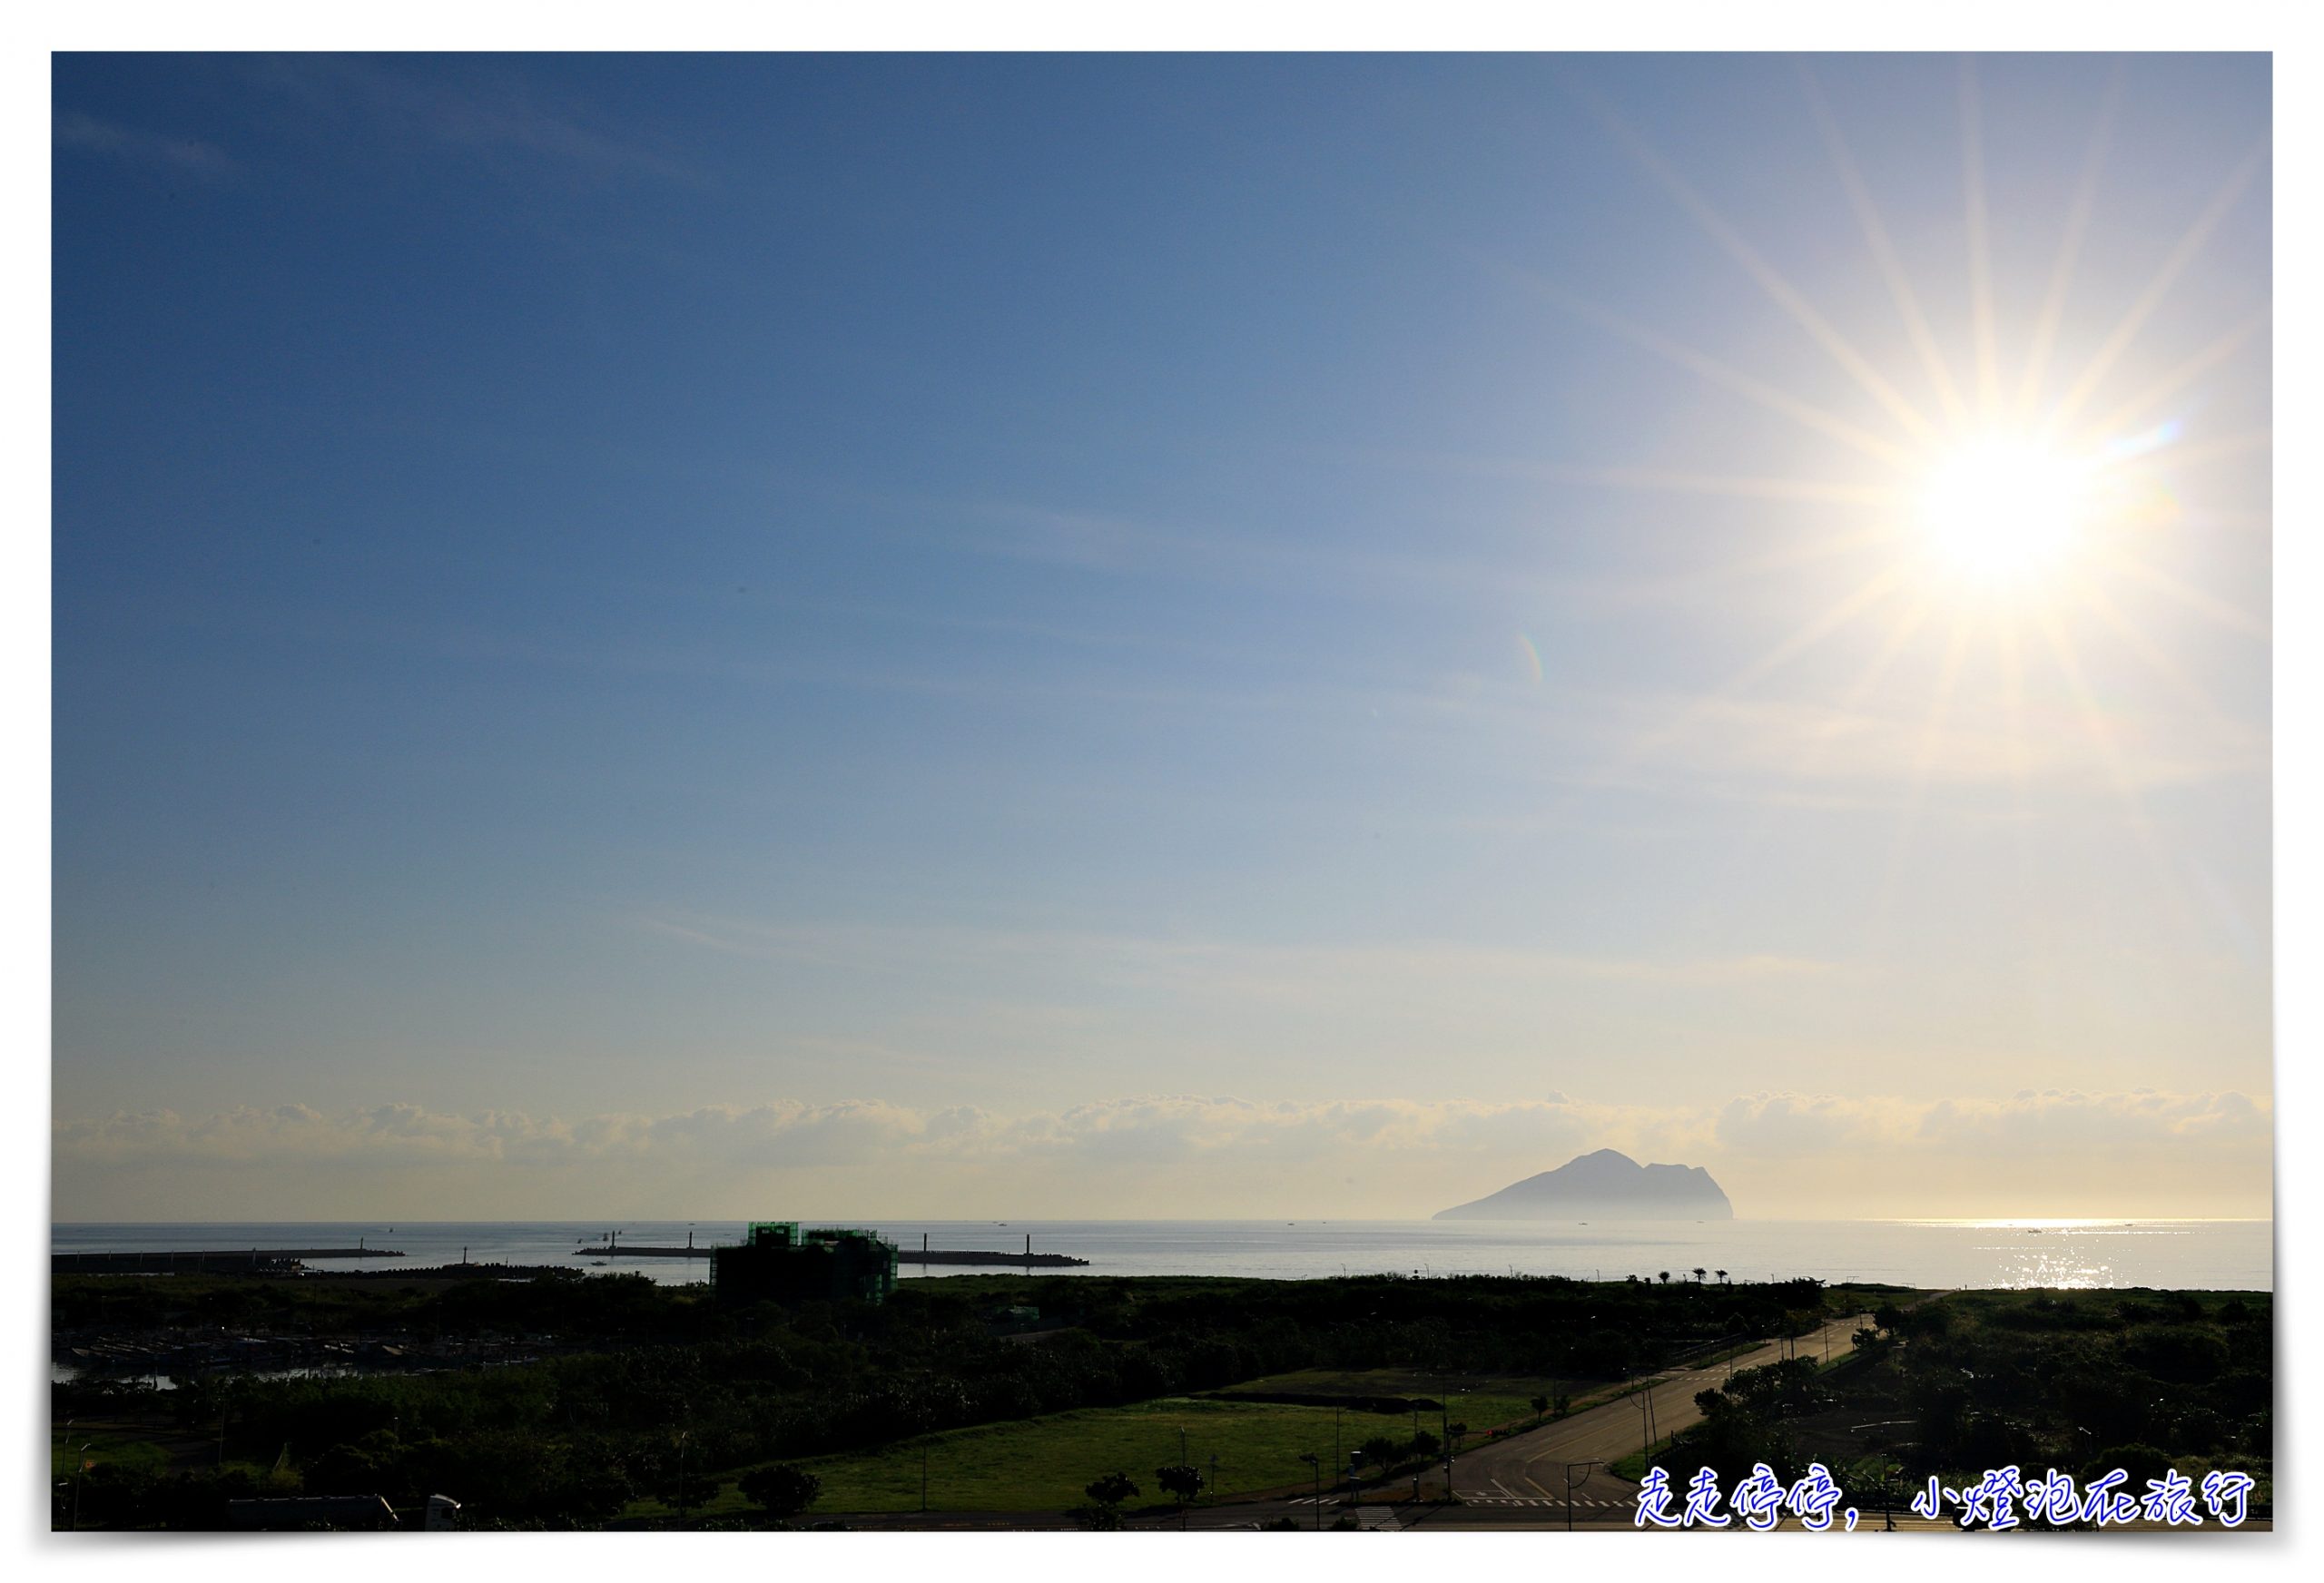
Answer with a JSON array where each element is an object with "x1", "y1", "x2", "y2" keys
[
  {"x1": 736, "y1": 1463, "x2": 820, "y2": 1519},
  {"x1": 638, "y1": 1394, "x2": 1403, "y2": 1516},
  {"x1": 50, "y1": 1429, "x2": 173, "y2": 1480},
  {"x1": 53, "y1": 1266, "x2": 698, "y2": 1342},
  {"x1": 1209, "y1": 1368, "x2": 1581, "y2": 1440},
  {"x1": 55, "y1": 1267, "x2": 2124, "y2": 1529},
  {"x1": 1647, "y1": 1288, "x2": 2273, "y2": 1520}
]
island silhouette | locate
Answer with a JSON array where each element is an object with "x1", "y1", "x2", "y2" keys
[{"x1": 1433, "y1": 1147, "x2": 1735, "y2": 1221}]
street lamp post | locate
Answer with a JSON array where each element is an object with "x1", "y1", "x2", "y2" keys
[{"x1": 72, "y1": 1443, "x2": 93, "y2": 1531}]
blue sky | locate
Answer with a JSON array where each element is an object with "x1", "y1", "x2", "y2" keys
[{"x1": 51, "y1": 53, "x2": 2272, "y2": 1218}]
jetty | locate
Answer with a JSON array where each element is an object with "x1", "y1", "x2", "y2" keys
[
  {"x1": 54, "y1": 1245, "x2": 402, "y2": 1274},
  {"x1": 571, "y1": 1230, "x2": 711, "y2": 1261},
  {"x1": 895, "y1": 1233, "x2": 1088, "y2": 1268},
  {"x1": 570, "y1": 1230, "x2": 1091, "y2": 1268}
]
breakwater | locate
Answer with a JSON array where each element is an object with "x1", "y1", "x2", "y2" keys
[
  {"x1": 568, "y1": 1230, "x2": 1091, "y2": 1268},
  {"x1": 571, "y1": 1245, "x2": 1089, "y2": 1266},
  {"x1": 54, "y1": 1246, "x2": 402, "y2": 1274},
  {"x1": 897, "y1": 1249, "x2": 1089, "y2": 1266}
]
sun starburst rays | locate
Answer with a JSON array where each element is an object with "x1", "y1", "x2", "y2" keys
[
  {"x1": 1509, "y1": 55, "x2": 2266, "y2": 900},
  {"x1": 1590, "y1": 93, "x2": 1942, "y2": 449},
  {"x1": 1960, "y1": 56, "x2": 2004, "y2": 418},
  {"x1": 1797, "y1": 59, "x2": 1969, "y2": 430},
  {"x1": 2038, "y1": 139, "x2": 2270, "y2": 441},
  {"x1": 2014, "y1": 59, "x2": 2124, "y2": 423}
]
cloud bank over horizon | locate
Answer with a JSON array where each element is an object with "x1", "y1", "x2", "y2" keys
[{"x1": 53, "y1": 1086, "x2": 2272, "y2": 1223}]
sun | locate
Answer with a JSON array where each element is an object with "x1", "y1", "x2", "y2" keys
[{"x1": 1913, "y1": 435, "x2": 2094, "y2": 587}]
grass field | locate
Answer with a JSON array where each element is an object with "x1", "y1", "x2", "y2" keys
[
  {"x1": 633, "y1": 1368, "x2": 1586, "y2": 1519},
  {"x1": 1212, "y1": 1368, "x2": 1588, "y2": 1438},
  {"x1": 51, "y1": 1429, "x2": 173, "y2": 1480}
]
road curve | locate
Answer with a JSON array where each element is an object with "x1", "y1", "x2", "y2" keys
[{"x1": 1450, "y1": 1310, "x2": 1875, "y2": 1519}]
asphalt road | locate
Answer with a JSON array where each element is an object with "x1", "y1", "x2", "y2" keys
[{"x1": 1446, "y1": 1310, "x2": 1876, "y2": 1521}]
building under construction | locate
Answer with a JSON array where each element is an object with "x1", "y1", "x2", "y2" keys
[{"x1": 709, "y1": 1222, "x2": 898, "y2": 1306}]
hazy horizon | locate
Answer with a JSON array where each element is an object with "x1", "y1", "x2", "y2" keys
[
  {"x1": 47, "y1": 1213, "x2": 2281, "y2": 1226},
  {"x1": 53, "y1": 53, "x2": 2272, "y2": 1224}
]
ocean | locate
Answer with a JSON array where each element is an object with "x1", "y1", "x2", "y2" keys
[{"x1": 51, "y1": 1216, "x2": 2273, "y2": 1291}]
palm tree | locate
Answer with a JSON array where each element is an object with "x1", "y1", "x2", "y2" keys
[
  {"x1": 1658, "y1": 1271, "x2": 1671, "y2": 1284},
  {"x1": 1715, "y1": 1269, "x2": 1728, "y2": 1284}
]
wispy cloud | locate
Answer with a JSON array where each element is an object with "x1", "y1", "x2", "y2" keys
[
  {"x1": 631, "y1": 911, "x2": 1839, "y2": 999},
  {"x1": 1600, "y1": 691, "x2": 2266, "y2": 797},
  {"x1": 241, "y1": 56, "x2": 710, "y2": 189},
  {"x1": 1711, "y1": 1087, "x2": 2268, "y2": 1158},
  {"x1": 54, "y1": 113, "x2": 237, "y2": 180},
  {"x1": 942, "y1": 496, "x2": 1624, "y2": 613}
]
